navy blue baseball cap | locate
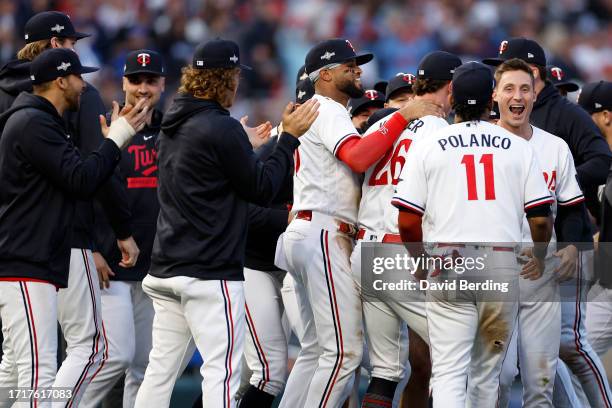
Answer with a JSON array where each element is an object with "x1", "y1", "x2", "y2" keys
[
  {"x1": 305, "y1": 38, "x2": 373, "y2": 75},
  {"x1": 192, "y1": 39, "x2": 251, "y2": 70},
  {"x1": 295, "y1": 78, "x2": 315, "y2": 103},
  {"x1": 30, "y1": 48, "x2": 98, "y2": 85},
  {"x1": 124, "y1": 49, "x2": 165, "y2": 77},
  {"x1": 374, "y1": 80, "x2": 388, "y2": 94},
  {"x1": 386, "y1": 73, "x2": 416, "y2": 100},
  {"x1": 417, "y1": 51, "x2": 462, "y2": 81},
  {"x1": 296, "y1": 65, "x2": 309, "y2": 85},
  {"x1": 546, "y1": 65, "x2": 578, "y2": 93},
  {"x1": 483, "y1": 38, "x2": 546, "y2": 67},
  {"x1": 452, "y1": 62, "x2": 494, "y2": 106},
  {"x1": 348, "y1": 89, "x2": 385, "y2": 117},
  {"x1": 578, "y1": 81, "x2": 612, "y2": 114},
  {"x1": 24, "y1": 11, "x2": 90, "y2": 44}
]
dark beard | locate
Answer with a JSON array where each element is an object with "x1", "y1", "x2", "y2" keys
[
  {"x1": 339, "y1": 80, "x2": 364, "y2": 99},
  {"x1": 66, "y1": 92, "x2": 80, "y2": 112}
]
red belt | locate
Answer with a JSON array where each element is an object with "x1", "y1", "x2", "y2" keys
[
  {"x1": 296, "y1": 210, "x2": 357, "y2": 237},
  {"x1": 356, "y1": 228, "x2": 402, "y2": 243},
  {"x1": 437, "y1": 243, "x2": 514, "y2": 252}
]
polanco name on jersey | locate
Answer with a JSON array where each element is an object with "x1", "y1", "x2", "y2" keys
[{"x1": 438, "y1": 133, "x2": 512, "y2": 151}]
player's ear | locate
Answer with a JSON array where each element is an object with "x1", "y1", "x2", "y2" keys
[
  {"x1": 492, "y1": 88, "x2": 498, "y2": 102},
  {"x1": 122, "y1": 77, "x2": 128, "y2": 93},
  {"x1": 160, "y1": 77, "x2": 166, "y2": 93},
  {"x1": 604, "y1": 110, "x2": 611, "y2": 126}
]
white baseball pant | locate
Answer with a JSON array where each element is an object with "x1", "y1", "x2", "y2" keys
[
  {"x1": 134, "y1": 274, "x2": 244, "y2": 408},
  {"x1": 426, "y1": 247, "x2": 519, "y2": 408},
  {"x1": 79, "y1": 280, "x2": 154, "y2": 408},
  {"x1": 277, "y1": 271, "x2": 321, "y2": 408},
  {"x1": 53, "y1": 248, "x2": 106, "y2": 408},
  {"x1": 350, "y1": 236, "x2": 427, "y2": 383},
  {"x1": 585, "y1": 283, "x2": 612, "y2": 356},
  {"x1": 275, "y1": 213, "x2": 363, "y2": 408},
  {"x1": 498, "y1": 256, "x2": 561, "y2": 408},
  {"x1": 243, "y1": 268, "x2": 288, "y2": 396},
  {"x1": 553, "y1": 250, "x2": 612, "y2": 408},
  {"x1": 0, "y1": 281, "x2": 57, "y2": 408}
]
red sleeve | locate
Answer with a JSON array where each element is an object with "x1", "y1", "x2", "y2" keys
[
  {"x1": 337, "y1": 112, "x2": 408, "y2": 173},
  {"x1": 398, "y1": 209, "x2": 423, "y2": 243}
]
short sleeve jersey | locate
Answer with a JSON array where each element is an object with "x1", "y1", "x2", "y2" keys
[
  {"x1": 392, "y1": 120, "x2": 553, "y2": 243},
  {"x1": 358, "y1": 114, "x2": 448, "y2": 234},
  {"x1": 291, "y1": 94, "x2": 362, "y2": 224},
  {"x1": 520, "y1": 125, "x2": 584, "y2": 243}
]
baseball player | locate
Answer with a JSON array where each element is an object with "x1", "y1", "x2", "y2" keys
[
  {"x1": 484, "y1": 39, "x2": 612, "y2": 408},
  {"x1": 579, "y1": 81, "x2": 612, "y2": 358},
  {"x1": 77, "y1": 49, "x2": 166, "y2": 408},
  {"x1": 348, "y1": 89, "x2": 385, "y2": 133},
  {"x1": 493, "y1": 58, "x2": 586, "y2": 407},
  {"x1": 351, "y1": 51, "x2": 461, "y2": 408},
  {"x1": 134, "y1": 39, "x2": 317, "y2": 408},
  {"x1": 0, "y1": 12, "x2": 142, "y2": 407},
  {"x1": 393, "y1": 61, "x2": 554, "y2": 407},
  {"x1": 384, "y1": 73, "x2": 416, "y2": 109},
  {"x1": 274, "y1": 38, "x2": 443, "y2": 407},
  {"x1": 0, "y1": 48, "x2": 146, "y2": 407},
  {"x1": 238, "y1": 74, "x2": 315, "y2": 408}
]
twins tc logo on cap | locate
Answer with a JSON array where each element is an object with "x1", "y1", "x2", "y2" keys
[
  {"x1": 398, "y1": 73, "x2": 415, "y2": 84},
  {"x1": 550, "y1": 67, "x2": 564, "y2": 80},
  {"x1": 50, "y1": 24, "x2": 64, "y2": 33},
  {"x1": 230, "y1": 55, "x2": 238, "y2": 63},
  {"x1": 137, "y1": 53, "x2": 151, "y2": 67},
  {"x1": 499, "y1": 40, "x2": 508, "y2": 55},
  {"x1": 345, "y1": 40, "x2": 356, "y2": 52},
  {"x1": 364, "y1": 90, "x2": 379, "y2": 100}
]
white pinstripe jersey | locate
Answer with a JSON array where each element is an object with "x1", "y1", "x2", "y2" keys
[
  {"x1": 392, "y1": 120, "x2": 553, "y2": 243},
  {"x1": 358, "y1": 114, "x2": 448, "y2": 234},
  {"x1": 520, "y1": 125, "x2": 584, "y2": 243},
  {"x1": 291, "y1": 94, "x2": 362, "y2": 224}
]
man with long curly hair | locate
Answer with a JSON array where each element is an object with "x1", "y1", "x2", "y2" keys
[{"x1": 134, "y1": 39, "x2": 319, "y2": 408}]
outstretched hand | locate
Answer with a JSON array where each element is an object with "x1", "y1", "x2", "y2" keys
[
  {"x1": 281, "y1": 98, "x2": 320, "y2": 138},
  {"x1": 240, "y1": 116, "x2": 273, "y2": 149}
]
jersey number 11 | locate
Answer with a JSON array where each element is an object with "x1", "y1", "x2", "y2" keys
[{"x1": 461, "y1": 154, "x2": 496, "y2": 200}]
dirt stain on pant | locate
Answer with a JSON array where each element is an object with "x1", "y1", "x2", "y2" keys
[{"x1": 479, "y1": 303, "x2": 510, "y2": 353}]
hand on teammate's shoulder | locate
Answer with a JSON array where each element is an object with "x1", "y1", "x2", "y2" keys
[{"x1": 281, "y1": 98, "x2": 320, "y2": 138}]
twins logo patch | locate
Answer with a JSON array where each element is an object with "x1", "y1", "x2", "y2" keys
[
  {"x1": 550, "y1": 67, "x2": 564, "y2": 81},
  {"x1": 499, "y1": 40, "x2": 508, "y2": 55},
  {"x1": 364, "y1": 90, "x2": 379, "y2": 100},
  {"x1": 137, "y1": 53, "x2": 151, "y2": 67},
  {"x1": 50, "y1": 24, "x2": 64, "y2": 33}
]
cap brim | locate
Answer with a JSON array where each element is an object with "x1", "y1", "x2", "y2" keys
[
  {"x1": 355, "y1": 53, "x2": 374, "y2": 66},
  {"x1": 239, "y1": 64, "x2": 252, "y2": 71},
  {"x1": 482, "y1": 58, "x2": 504, "y2": 66},
  {"x1": 79, "y1": 66, "x2": 99, "y2": 74},
  {"x1": 125, "y1": 69, "x2": 166, "y2": 77},
  {"x1": 555, "y1": 82, "x2": 579, "y2": 92},
  {"x1": 72, "y1": 32, "x2": 91, "y2": 40}
]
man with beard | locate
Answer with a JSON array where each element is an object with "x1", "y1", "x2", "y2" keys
[
  {"x1": 0, "y1": 48, "x2": 147, "y2": 407},
  {"x1": 274, "y1": 38, "x2": 443, "y2": 407},
  {"x1": 79, "y1": 49, "x2": 166, "y2": 408},
  {"x1": 0, "y1": 11, "x2": 142, "y2": 406}
]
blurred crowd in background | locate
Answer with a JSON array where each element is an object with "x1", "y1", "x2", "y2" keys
[{"x1": 2, "y1": 0, "x2": 611, "y2": 124}]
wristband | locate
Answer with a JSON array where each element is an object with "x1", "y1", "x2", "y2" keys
[{"x1": 107, "y1": 117, "x2": 136, "y2": 149}]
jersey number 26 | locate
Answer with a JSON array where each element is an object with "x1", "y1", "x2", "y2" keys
[{"x1": 368, "y1": 139, "x2": 413, "y2": 186}]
